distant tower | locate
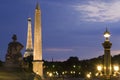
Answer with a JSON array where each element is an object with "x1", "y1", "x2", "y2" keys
[
  {"x1": 33, "y1": 3, "x2": 43, "y2": 77},
  {"x1": 102, "y1": 28, "x2": 112, "y2": 79},
  {"x1": 24, "y1": 18, "x2": 33, "y2": 58}
]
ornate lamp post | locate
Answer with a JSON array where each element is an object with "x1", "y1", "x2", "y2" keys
[
  {"x1": 48, "y1": 72, "x2": 53, "y2": 80},
  {"x1": 102, "y1": 28, "x2": 112, "y2": 80}
]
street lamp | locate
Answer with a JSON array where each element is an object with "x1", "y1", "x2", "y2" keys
[
  {"x1": 102, "y1": 28, "x2": 112, "y2": 79},
  {"x1": 48, "y1": 72, "x2": 53, "y2": 80}
]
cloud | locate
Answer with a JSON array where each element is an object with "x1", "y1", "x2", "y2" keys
[
  {"x1": 74, "y1": 0, "x2": 120, "y2": 22},
  {"x1": 45, "y1": 48, "x2": 73, "y2": 52},
  {"x1": 111, "y1": 50, "x2": 120, "y2": 56}
]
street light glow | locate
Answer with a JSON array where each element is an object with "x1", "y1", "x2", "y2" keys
[
  {"x1": 49, "y1": 73, "x2": 53, "y2": 77},
  {"x1": 97, "y1": 65, "x2": 102, "y2": 71},
  {"x1": 86, "y1": 72, "x2": 91, "y2": 79},
  {"x1": 86, "y1": 73, "x2": 91, "y2": 78},
  {"x1": 114, "y1": 65, "x2": 119, "y2": 72}
]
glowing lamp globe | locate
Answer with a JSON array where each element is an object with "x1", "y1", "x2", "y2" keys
[
  {"x1": 104, "y1": 32, "x2": 110, "y2": 38},
  {"x1": 104, "y1": 28, "x2": 111, "y2": 41}
]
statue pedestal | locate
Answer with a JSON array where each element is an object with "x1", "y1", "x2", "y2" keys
[
  {"x1": 5, "y1": 56, "x2": 22, "y2": 68},
  {"x1": 4, "y1": 61, "x2": 22, "y2": 72},
  {"x1": 5, "y1": 62, "x2": 20, "y2": 68}
]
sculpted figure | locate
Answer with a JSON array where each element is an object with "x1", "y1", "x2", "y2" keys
[{"x1": 5, "y1": 34, "x2": 23, "y2": 64}]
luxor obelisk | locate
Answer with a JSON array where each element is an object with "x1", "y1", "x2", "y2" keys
[{"x1": 33, "y1": 3, "x2": 43, "y2": 77}]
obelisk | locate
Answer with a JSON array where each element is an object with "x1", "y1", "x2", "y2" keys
[
  {"x1": 24, "y1": 17, "x2": 33, "y2": 58},
  {"x1": 33, "y1": 3, "x2": 43, "y2": 77}
]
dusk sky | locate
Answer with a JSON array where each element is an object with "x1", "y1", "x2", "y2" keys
[{"x1": 1, "y1": 0, "x2": 120, "y2": 61}]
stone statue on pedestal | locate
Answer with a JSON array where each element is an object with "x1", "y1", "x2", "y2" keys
[{"x1": 5, "y1": 34, "x2": 24, "y2": 67}]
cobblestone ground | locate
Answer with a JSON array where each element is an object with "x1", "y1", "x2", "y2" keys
[
  {"x1": 44, "y1": 78, "x2": 85, "y2": 80},
  {"x1": 0, "y1": 67, "x2": 36, "y2": 80},
  {"x1": 1, "y1": 67, "x2": 119, "y2": 80}
]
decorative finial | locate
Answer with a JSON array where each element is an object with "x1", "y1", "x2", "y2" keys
[
  {"x1": 36, "y1": 2, "x2": 40, "y2": 10},
  {"x1": 104, "y1": 27, "x2": 110, "y2": 35},
  {"x1": 28, "y1": 17, "x2": 31, "y2": 21},
  {"x1": 12, "y1": 34, "x2": 17, "y2": 41},
  {"x1": 106, "y1": 27, "x2": 107, "y2": 32},
  {"x1": 106, "y1": 27, "x2": 108, "y2": 32}
]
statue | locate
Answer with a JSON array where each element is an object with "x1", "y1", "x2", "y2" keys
[{"x1": 5, "y1": 34, "x2": 24, "y2": 67}]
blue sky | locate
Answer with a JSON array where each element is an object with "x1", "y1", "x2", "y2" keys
[{"x1": 0, "y1": 0, "x2": 120, "y2": 61}]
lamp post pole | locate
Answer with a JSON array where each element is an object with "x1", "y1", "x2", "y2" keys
[{"x1": 102, "y1": 28, "x2": 112, "y2": 80}]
